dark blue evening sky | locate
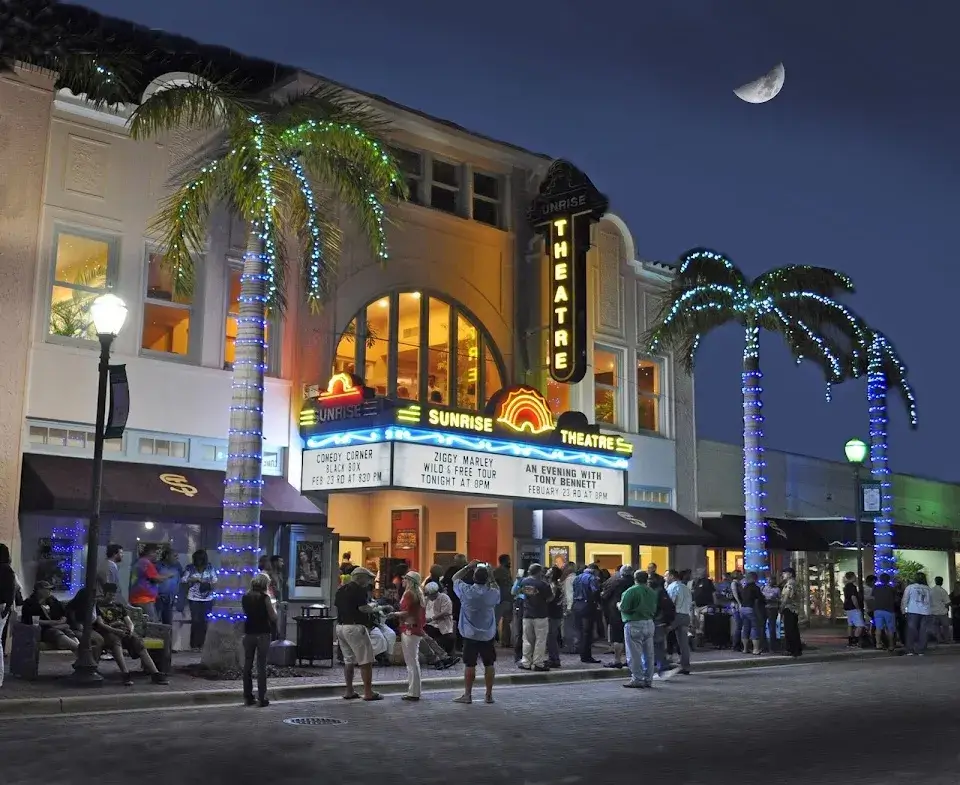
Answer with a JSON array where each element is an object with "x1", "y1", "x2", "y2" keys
[{"x1": 69, "y1": 0, "x2": 959, "y2": 481}]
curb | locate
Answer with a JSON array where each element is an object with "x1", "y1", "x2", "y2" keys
[{"x1": 0, "y1": 646, "x2": 949, "y2": 717}]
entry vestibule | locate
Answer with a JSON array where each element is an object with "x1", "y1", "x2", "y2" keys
[{"x1": 327, "y1": 491, "x2": 514, "y2": 579}]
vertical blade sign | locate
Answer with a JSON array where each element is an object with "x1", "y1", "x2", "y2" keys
[{"x1": 526, "y1": 160, "x2": 609, "y2": 384}]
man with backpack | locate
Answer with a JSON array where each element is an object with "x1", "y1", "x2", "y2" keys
[{"x1": 691, "y1": 568, "x2": 716, "y2": 647}]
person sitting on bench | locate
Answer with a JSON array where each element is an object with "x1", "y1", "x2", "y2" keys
[
  {"x1": 95, "y1": 583, "x2": 168, "y2": 686},
  {"x1": 20, "y1": 580, "x2": 80, "y2": 653}
]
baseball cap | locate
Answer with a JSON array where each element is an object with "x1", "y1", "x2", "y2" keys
[{"x1": 350, "y1": 566, "x2": 375, "y2": 579}]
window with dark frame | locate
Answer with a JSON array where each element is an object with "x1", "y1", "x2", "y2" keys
[
  {"x1": 430, "y1": 159, "x2": 460, "y2": 214},
  {"x1": 472, "y1": 171, "x2": 500, "y2": 228}
]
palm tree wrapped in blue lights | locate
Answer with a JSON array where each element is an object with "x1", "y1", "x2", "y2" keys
[
  {"x1": 130, "y1": 79, "x2": 406, "y2": 668},
  {"x1": 644, "y1": 248, "x2": 864, "y2": 576},
  {"x1": 851, "y1": 331, "x2": 917, "y2": 577}
]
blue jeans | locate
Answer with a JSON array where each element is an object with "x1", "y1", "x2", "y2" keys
[
  {"x1": 156, "y1": 594, "x2": 176, "y2": 626},
  {"x1": 906, "y1": 613, "x2": 930, "y2": 654},
  {"x1": 546, "y1": 617, "x2": 562, "y2": 664},
  {"x1": 625, "y1": 619, "x2": 655, "y2": 686},
  {"x1": 740, "y1": 608, "x2": 760, "y2": 643}
]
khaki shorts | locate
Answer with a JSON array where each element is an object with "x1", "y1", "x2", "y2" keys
[{"x1": 337, "y1": 624, "x2": 374, "y2": 666}]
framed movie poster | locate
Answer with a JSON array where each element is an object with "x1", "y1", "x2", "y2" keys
[
  {"x1": 391, "y1": 507, "x2": 421, "y2": 573},
  {"x1": 548, "y1": 545, "x2": 570, "y2": 569},
  {"x1": 295, "y1": 540, "x2": 325, "y2": 588}
]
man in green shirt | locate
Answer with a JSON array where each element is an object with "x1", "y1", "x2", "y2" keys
[{"x1": 619, "y1": 571, "x2": 658, "y2": 688}]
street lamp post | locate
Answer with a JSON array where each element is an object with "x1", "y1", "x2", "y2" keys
[
  {"x1": 844, "y1": 437, "x2": 869, "y2": 604},
  {"x1": 71, "y1": 293, "x2": 127, "y2": 686}
]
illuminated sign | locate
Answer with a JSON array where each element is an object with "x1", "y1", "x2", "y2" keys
[
  {"x1": 527, "y1": 160, "x2": 608, "y2": 385},
  {"x1": 496, "y1": 387, "x2": 554, "y2": 435},
  {"x1": 301, "y1": 443, "x2": 391, "y2": 492},
  {"x1": 391, "y1": 443, "x2": 625, "y2": 506},
  {"x1": 301, "y1": 376, "x2": 634, "y2": 459},
  {"x1": 160, "y1": 473, "x2": 198, "y2": 498}
]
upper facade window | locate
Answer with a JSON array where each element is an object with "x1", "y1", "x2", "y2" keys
[
  {"x1": 391, "y1": 145, "x2": 505, "y2": 230},
  {"x1": 636, "y1": 355, "x2": 663, "y2": 433},
  {"x1": 333, "y1": 291, "x2": 505, "y2": 411},
  {"x1": 48, "y1": 228, "x2": 118, "y2": 342},
  {"x1": 225, "y1": 262, "x2": 280, "y2": 377},
  {"x1": 140, "y1": 251, "x2": 196, "y2": 360}
]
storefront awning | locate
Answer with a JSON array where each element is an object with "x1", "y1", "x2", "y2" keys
[
  {"x1": 811, "y1": 518, "x2": 958, "y2": 551},
  {"x1": 19, "y1": 453, "x2": 326, "y2": 525},
  {"x1": 701, "y1": 515, "x2": 831, "y2": 552},
  {"x1": 541, "y1": 507, "x2": 714, "y2": 546}
]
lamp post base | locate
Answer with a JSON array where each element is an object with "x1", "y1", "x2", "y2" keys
[{"x1": 69, "y1": 656, "x2": 104, "y2": 687}]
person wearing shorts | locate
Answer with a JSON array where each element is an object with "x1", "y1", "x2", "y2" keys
[
  {"x1": 842, "y1": 572, "x2": 865, "y2": 646},
  {"x1": 94, "y1": 584, "x2": 168, "y2": 686},
  {"x1": 871, "y1": 574, "x2": 898, "y2": 651},
  {"x1": 334, "y1": 567, "x2": 381, "y2": 701},
  {"x1": 452, "y1": 560, "x2": 501, "y2": 704}
]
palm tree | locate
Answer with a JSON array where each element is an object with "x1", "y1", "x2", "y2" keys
[
  {"x1": 853, "y1": 331, "x2": 917, "y2": 577},
  {"x1": 644, "y1": 247, "x2": 864, "y2": 576},
  {"x1": 0, "y1": 0, "x2": 136, "y2": 106},
  {"x1": 129, "y1": 78, "x2": 405, "y2": 667}
]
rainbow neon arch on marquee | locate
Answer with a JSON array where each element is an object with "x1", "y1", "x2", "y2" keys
[{"x1": 495, "y1": 386, "x2": 555, "y2": 435}]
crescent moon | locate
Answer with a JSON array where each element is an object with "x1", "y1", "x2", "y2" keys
[{"x1": 734, "y1": 63, "x2": 785, "y2": 104}]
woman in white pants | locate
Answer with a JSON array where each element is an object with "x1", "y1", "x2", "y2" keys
[{"x1": 391, "y1": 571, "x2": 426, "y2": 702}]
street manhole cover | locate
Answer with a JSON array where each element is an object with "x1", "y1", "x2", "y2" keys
[{"x1": 282, "y1": 717, "x2": 347, "y2": 727}]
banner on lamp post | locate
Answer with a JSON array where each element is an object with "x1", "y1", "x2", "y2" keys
[
  {"x1": 103, "y1": 364, "x2": 129, "y2": 440},
  {"x1": 861, "y1": 482, "x2": 882, "y2": 514}
]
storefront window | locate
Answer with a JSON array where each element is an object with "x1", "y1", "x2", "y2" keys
[
  {"x1": 636, "y1": 356, "x2": 662, "y2": 433},
  {"x1": 427, "y1": 298, "x2": 450, "y2": 404},
  {"x1": 334, "y1": 318, "x2": 357, "y2": 375},
  {"x1": 333, "y1": 292, "x2": 504, "y2": 411},
  {"x1": 396, "y1": 292, "x2": 421, "y2": 399},
  {"x1": 594, "y1": 345, "x2": 620, "y2": 426},
  {"x1": 365, "y1": 297, "x2": 391, "y2": 395},
  {"x1": 638, "y1": 546, "x2": 670, "y2": 574},
  {"x1": 456, "y1": 313, "x2": 478, "y2": 409},
  {"x1": 483, "y1": 345, "x2": 501, "y2": 408}
]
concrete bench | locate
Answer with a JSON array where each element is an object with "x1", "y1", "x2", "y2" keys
[{"x1": 9, "y1": 606, "x2": 172, "y2": 680}]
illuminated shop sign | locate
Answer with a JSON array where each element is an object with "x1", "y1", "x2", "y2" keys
[
  {"x1": 527, "y1": 159, "x2": 609, "y2": 385},
  {"x1": 300, "y1": 376, "x2": 633, "y2": 461}
]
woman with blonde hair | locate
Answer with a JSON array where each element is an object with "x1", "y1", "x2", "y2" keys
[
  {"x1": 242, "y1": 573, "x2": 277, "y2": 707},
  {"x1": 391, "y1": 570, "x2": 426, "y2": 701}
]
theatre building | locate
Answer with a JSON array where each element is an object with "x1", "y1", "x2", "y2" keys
[{"x1": 296, "y1": 157, "x2": 708, "y2": 578}]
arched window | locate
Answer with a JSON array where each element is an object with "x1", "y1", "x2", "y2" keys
[{"x1": 333, "y1": 291, "x2": 505, "y2": 411}]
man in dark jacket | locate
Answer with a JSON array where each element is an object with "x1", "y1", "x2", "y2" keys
[
  {"x1": 602, "y1": 565, "x2": 634, "y2": 668},
  {"x1": 572, "y1": 564, "x2": 602, "y2": 664},
  {"x1": 651, "y1": 576, "x2": 676, "y2": 676}
]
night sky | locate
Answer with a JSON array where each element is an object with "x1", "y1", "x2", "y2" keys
[{"x1": 67, "y1": 0, "x2": 958, "y2": 481}]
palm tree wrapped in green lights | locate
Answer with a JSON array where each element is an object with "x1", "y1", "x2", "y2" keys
[
  {"x1": 129, "y1": 79, "x2": 405, "y2": 668},
  {"x1": 643, "y1": 248, "x2": 864, "y2": 576},
  {"x1": 851, "y1": 331, "x2": 917, "y2": 577}
]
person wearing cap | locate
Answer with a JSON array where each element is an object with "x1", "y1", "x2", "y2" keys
[
  {"x1": 452, "y1": 560, "x2": 502, "y2": 704},
  {"x1": 387, "y1": 571, "x2": 427, "y2": 701},
  {"x1": 334, "y1": 566, "x2": 381, "y2": 701},
  {"x1": 424, "y1": 581, "x2": 456, "y2": 655},
  {"x1": 20, "y1": 580, "x2": 80, "y2": 653},
  {"x1": 94, "y1": 583, "x2": 168, "y2": 685}
]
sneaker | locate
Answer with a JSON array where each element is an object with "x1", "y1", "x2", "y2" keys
[
  {"x1": 533, "y1": 665, "x2": 550, "y2": 672},
  {"x1": 244, "y1": 696, "x2": 257, "y2": 706},
  {"x1": 580, "y1": 657, "x2": 601, "y2": 664},
  {"x1": 151, "y1": 673, "x2": 169, "y2": 685},
  {"x1": 258, "y1": 699, "x2": 270, "y2": 708},
  {"x1": 122, "y1": 674, "x2": 134, "y2": 687}
]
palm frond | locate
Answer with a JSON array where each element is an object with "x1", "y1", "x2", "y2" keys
[
  {"x1": 674, "y1": 247, "x2": 748, "y2": 291},
  {"x1": 643, "y1": 283, "x2": 740, "y2": 371},
  {"x1": 128, "y1": 78, "x2": 252, "y2": 140},
  {"x1": 763, "y1": 306, "x2": 846, "y2": 384},
  {"x1": 148, "y1": 156, "x2": 234, "y2": 300},
  {"x1": 270, "y1": 82, "x2": 388, "y2": 133},
  {"x1": 292, "y1": 121, "x2": 406, "y2": 260},
  {"x1": 869, "y1": 331, "x2": 918, "y2": 428},
  {"x1": 753, "y1": 265, "x2": 855, "y2": 299}
]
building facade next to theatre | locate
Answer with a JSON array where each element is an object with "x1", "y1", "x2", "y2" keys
[{"x1": 698, "y1": 438, "x2": 960, "y2": 621}]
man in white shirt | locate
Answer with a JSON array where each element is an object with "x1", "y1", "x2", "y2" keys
[
  {"x1": 930, "y1": 576, "x2": 951, "y2": 643},
  {"x1": 665, "y1": 570, "x2": 693, "y2": 674},
  {"x1": 424, "y1": 582, "x2": 455, "y2": 654},
  {"x1": 901, "y1": 573, "x2": 933, "y2": 656}
]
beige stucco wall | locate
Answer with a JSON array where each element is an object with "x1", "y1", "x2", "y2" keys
[{"x1": 0, "y1": 69, "x2": 55, "y2": 558}]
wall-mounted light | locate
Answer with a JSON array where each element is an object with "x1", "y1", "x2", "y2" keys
[{"x1": 144, "y1": 521, "x2": 155, "y2": 530}]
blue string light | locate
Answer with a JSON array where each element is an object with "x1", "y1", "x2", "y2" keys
[{"x1": 866, "y1": 332, "x2": 918, "y2": 577}]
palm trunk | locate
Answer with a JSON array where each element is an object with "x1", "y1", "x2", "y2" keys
[
  {"x1": 202, "y1": 228, "x2": 267, "y2": 670},
  {"x1": 741, "y1": 323, "x2": 769, "y2": 576},
  {"x1": 868, "y1": 341, "x2": 895, "y2": 576}
]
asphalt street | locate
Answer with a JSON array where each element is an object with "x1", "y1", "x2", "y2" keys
[{"x1": 1, "y1": 655, "x2": 957, "y2": 785}]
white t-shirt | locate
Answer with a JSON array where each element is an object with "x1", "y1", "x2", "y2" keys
[{"x1": 425, "y1": 593, "x2": 454, "y2": 635}]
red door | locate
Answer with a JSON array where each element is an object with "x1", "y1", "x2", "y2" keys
[
  {"x1": 391, "y1": 509, "x2": 420, "y2": 573},
  {"x1": 467, "y1": 507, "x2": 498, "y2": 566}
]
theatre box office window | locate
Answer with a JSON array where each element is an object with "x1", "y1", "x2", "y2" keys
[{"x1": 299, "y1": 372, "x2": 633, "y2": 575}]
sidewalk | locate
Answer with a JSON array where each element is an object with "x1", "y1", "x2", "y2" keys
[{"x1": 4, "y1": 632, "x2": 940, "y2": 717}]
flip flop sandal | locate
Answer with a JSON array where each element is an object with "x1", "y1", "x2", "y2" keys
[
  {"x1": 363, "y1": 693, "x2": 383, "y2": 701},
  {"x1": 342, "y1": 693, "x2": 360, "y2": 700}
]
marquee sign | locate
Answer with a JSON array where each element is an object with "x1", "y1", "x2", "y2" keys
[{"x1": 527, "y1": 160, "x2": 609, "y2": 385}]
